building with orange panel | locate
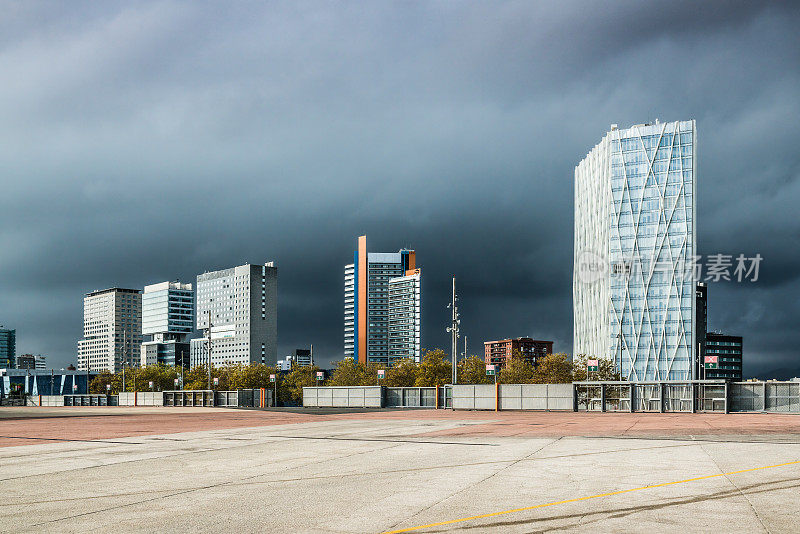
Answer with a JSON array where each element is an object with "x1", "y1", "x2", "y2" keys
[
  {"x1": 484, "y1": 337, "x2": 553, "y2": 369},
  {"x1": 344, "y1": 235, "x2": 420, "y2": 365}
]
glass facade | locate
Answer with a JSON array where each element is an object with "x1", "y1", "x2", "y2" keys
[
  {"x1": 142, "y1": 283, "x2": 194, "y2": 338},
  {"x1": 575, "y1": 120, "x2": 697, "y2": 380}
]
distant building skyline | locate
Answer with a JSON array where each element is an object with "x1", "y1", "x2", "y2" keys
[
  {"x1": 277, "y1": 348, "x2": 313, "y2": 371},
  {"x1": 484, "y1": 338, "x2": 553, "y2": 369},
  {"x1": 16, "y1": 353, "x2": 46, "y2": 370}
]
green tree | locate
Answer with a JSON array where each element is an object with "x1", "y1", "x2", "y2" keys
[
  {"x1": 572, "y1": 355, "x2": 621, "y2": 381},
  {"x1": 282, "y1": 364, "x2": 323, "y2": 403},
  {"x1": 458, "y1": 355, "x2": 493, "y2": 385},
  {"x1": 130, "y1": 364, "x2": 179, "y2": 391},
  {"x1": 498, "y1": 352, "x2": 536, "y2": 384},
  {"x1": 184, "y1": 365, "x2": 211, "y2": 390},
  {"x1": 384, "y1": 358, "x2": 418, "y2": 387},
  {"x1": 245, "y1": 364, "x2": 277, "y2": 389},
  {"x1": 89, "y1": 371, "x2": 123, "y2": 394},
  {"x1": 532, "y1": 353, "x2": 574, "y2": 383},
  {"x1": 328, "y1": 358, "x2": 373, "y2": 386},
  {"x1": 415, "y1": 349, "x2": 451, "y2": 387}
]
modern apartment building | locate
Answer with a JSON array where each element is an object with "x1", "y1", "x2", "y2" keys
[
  {"x1": 574, "y1": 120, "x2": 697, "y2": 380},
  {"x1": 16, "y1": 354, "x2": 46, "y2": 370},
  {"x1": 77, "y1": 288, "x2": 142, "y2": 373},
  {"x1": 484, "y1": 338, "x2": 553, "y2": 369},
  {"x1": 344, "y1": 236, "x2": 421, "y2": 365},
  {"x1": 0, "y1": 327, "x2": 15, "y2": 368},
  {"x1": 140, "y1": 281, "x2": 194, "y2": 368},
  {"x1": 388, "y1": 270, "x2": 422, "y2": 362},
  {"x1": 193, "y1": 263, "x2": 277, "y2": 367},
  {"x1": 703, "y1": 333, "x2": 743, "y2": 381}
]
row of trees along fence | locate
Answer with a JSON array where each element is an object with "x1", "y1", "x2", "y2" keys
[
  {"x1": 88, "y1": 363, "x2": 324, "y2": 404},
  {"x1": 325, "y1": 349, "x2": 620, "y2": 387},
  {"x1": 87, "y1": 352, "x2": 619, "y2": 402}
]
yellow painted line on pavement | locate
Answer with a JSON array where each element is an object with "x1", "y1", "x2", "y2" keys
[{"x1": 382, "y1": 459, "x2": 800, "y2": 533}]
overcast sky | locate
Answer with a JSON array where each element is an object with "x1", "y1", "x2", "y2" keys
[{"x1": 1, "y1": 1, "x2": 798, "y2": 377}]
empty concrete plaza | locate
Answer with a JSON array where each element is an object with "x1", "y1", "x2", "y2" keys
[{"x1": 1, "y1": 407, "x2": 799, "y2": 532}]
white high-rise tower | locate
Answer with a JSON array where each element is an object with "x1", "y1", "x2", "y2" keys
[{"x1": 574, "y1": 120, "x2": 697, "y2": 380}]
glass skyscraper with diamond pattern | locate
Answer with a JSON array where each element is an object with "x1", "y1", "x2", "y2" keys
[{"x1": 574, "y1": 120, "x2": 697, "y2": 380}]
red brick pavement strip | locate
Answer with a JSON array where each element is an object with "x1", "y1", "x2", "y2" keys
[
  {"x1": 1, "y1": 409, "x2": 800, "y2": 447},
  {"x1": 409, "y1": 411, "x2": 800, "y2": 439}
]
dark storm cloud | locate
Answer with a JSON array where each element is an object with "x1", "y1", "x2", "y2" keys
[{"x1": 1, "y1": 1, "x2": 798, "y2": 377}]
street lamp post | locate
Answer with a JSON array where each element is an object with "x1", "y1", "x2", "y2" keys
[
  {"x1": 446, "y1": 277, "x2": 460, "y2": 385},
  {"x1": 206, "y1": 309, "x2": 213, "y2": 391}
]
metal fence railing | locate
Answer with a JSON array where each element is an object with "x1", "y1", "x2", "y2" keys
[
  {"x1": 164, "y1": 390, "x2": 214, "y2": 407},
  {"x1": 385, "y1": 387, "x2": 437, "y2": 408},
  {"x1": 633, "y1": 384, "x2": 661, "y2": 412},
  {"x1": 63, "y1": 395, "x2": 117, "y2": 406},
  {"x1": 729, "y1": 382, "x2": 800, "y2": 413},
  {"x1": 30, "y1": 381, "x2": 800, "y2": 413}
]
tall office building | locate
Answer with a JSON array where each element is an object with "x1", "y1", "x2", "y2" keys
[
  {"x1": 0, "y1": 327, "x2": 15, "y2": 368},
  {"x1": 344, "y1": 235, "x2": 421, "y2": 365},
  {"x1": 574, "y1": 120, "x2": 697, "y2": 380},
  {"x1": 140, "y1": 281, "x2": 194, "y2": 368},
  {"x1": 193, "y1": 263, "x2": 277, "y2": 367},
  {"x1": 77, "y1": 288, "x2": 142, "y2": 373}
]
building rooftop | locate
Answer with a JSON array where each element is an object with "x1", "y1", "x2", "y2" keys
[
  {"x1": 86, "y1": 287, "x2": 141, "y2": 297},
  {"x1": 143, "y1": 281, "x2": 193, "y2": 292}
]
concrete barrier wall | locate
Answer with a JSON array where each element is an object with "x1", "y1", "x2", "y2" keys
[
  {"x1": 26, "y1": 395, "x2": 64, "y2": 406},
  {"x1": 301, "y1": 382, "x2": 800, "y2": 413},
  {"x1": 455, "y1": 384, "x2": 573, "y2": 411},
  {"x1": 452, "y1": 384, "x2": 495, "y2": 410},
  {"x1": 304, "y1": 384, "x2": 570, "y2": 410},
  {"x1": 303, "y1": 386, "x2": 382, "y2": 408},
  {"x1": 213, "y1": 389, "x2": 273, "y2": 408},
  {"x1": 118, "y1": 392, "x2": 164, "y2": 406},
  {"x1": 27, "y1": 395, "x2": 122, "y2": 406}
]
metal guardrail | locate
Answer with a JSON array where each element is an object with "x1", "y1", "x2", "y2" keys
[
  {"x1": 729, "y1": 382, "x2": 800, "y2": 413},
  {"x1": 161, "y1": 389, "x2": 271, "y2": 408},
  {"x1": 575, "y1": 381, "x2": 729, "y2": 413},
  {"x1": 63, "y1": 395, "x2": 117, "y2": 406},
  {"x1": 385, "y1": 387, "x2": 437, "y2": 408},
  {"x1": 163, "y1": 391, "x2": 214, "y2": 407}
]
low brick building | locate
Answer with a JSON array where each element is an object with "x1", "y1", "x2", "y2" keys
[{"x1": 484, "y1": 338, "x2": 554, "y2": 369}]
